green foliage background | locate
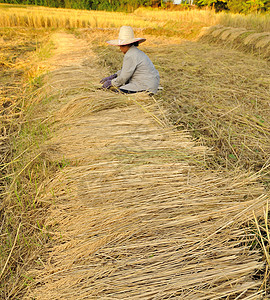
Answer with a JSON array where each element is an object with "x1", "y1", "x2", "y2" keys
[
  {"x1": 194, "y1": 0, "x2": 270, "y2": 13},
  {"x1": 0, "y1": 0, "x2": 269, "y2": 13},
  {"x1": 0, "y1": 0, "x2": 155, "y2": 10}
]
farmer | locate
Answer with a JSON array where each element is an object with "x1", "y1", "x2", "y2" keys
[{"x1": 100, "y1": 26, "x2": 160, "y2": 95}]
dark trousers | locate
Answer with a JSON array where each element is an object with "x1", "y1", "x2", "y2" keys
[{"x1": 120, "y1": 89, "x2": 145, "y2": 94}]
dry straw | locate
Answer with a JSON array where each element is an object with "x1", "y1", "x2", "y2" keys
[
  {"x1": 255, "y1": 35, "x2": 270, "y2": 48},
  {"x1": 200, "y1": 24, "x2": 270, "y2": 58},
  {"x1": 227, "y1": 28, "x2": 250, "y2": 41},
  {"x1": 22, "y1": 32, "x2": 269, "y2": 299},
  {"x1": 211, "y1": 27, "x2": 228, "y2": 37},
  {"x1": 243, "y1": 32, "x2": 270, "y2": 45},
  {"x1": 92, "y1": 29, "x2": 270, "y2": 172}
]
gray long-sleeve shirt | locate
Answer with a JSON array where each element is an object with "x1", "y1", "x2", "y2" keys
[{"x1": 111, "y1": 46, "x2": 160, "y2": 94}]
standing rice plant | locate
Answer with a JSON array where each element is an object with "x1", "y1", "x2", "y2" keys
[
  {"x1": 0, "y1": 5, "x2": 159, "y2": 29},
  {"x1": 0, "y1": 27, "x2": 62, "y2": 299},
  {"x1": 0, "y1": 4, "x2": 218, "y2": 39},
  {"x1": 219, "y1": 12, "x2": 270, "y2": 32}
]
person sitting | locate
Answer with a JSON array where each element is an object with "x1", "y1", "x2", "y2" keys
[{"x1": 100, "y1": 26, "x2": 160, "y2": 95}]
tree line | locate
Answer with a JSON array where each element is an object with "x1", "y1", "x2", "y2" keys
[
  {"x1": 0, "y1": 0, "x2": 269, "y2": 12},
  {"x1": 194, "y1": 0, "x2": 270, "y2": 13},
  {"x1": 0, "y1": 0, "x2": 152, "y2": 10}
]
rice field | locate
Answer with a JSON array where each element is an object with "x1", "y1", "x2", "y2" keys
[
  {"x1": 0, "y1": 4, "x2": 219, "y2": 40},
  {"x1": 0, "y1": 3, "x2": 269, "y2": 38},
  {"x1": 0, "y1": 3, "x2": 270, "y2": 299},
  {"x1": 0, "y1": 4, "x2": 155, "y2": 29},
  {"x1": 219, "y1": 11, "x2": 270, "y2": 32}
]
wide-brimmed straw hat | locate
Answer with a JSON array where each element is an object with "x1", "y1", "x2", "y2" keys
[{"x1": 107, "y1": 26, "x2": 146, "y2": 46}]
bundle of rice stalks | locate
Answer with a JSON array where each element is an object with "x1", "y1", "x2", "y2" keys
[
  {"x1": 199, "y1": 25, "x2": 270, "y2": 60},
  {"x1": 255, "y1": 35, "x2": 270, "y2": 48},
  {"x1": 243, "y1": 32, "x2": 270, "y2": 45}
]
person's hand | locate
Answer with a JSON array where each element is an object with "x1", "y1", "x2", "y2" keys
[
  {"x1": 100, "y1": 74, "x2": 117, "y2": 84},
  {"x1": 102, "y1": 80, "x2": 112, "y2": 89}
]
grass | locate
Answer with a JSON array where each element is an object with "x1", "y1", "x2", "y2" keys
[{"x1": 0, "y1": 27, "x2": 67, "y2": 299}]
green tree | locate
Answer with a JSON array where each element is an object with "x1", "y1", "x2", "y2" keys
[
  {"x1": 194, "y1": 0, "x2": 228, "y2": 11},
  {"x1": 226, "y1": 0, "x2": 246, "y2": 12},
  {"x1": 194, "y1": 0, "x2": 269, "y2": 12},
  {"x1": 245, "y1": 0, "x2": 267, "y2": 12}
]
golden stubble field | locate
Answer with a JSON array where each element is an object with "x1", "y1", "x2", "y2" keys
[{"x1": 0, "y1": 4, "x2": 270, "y2": 299}]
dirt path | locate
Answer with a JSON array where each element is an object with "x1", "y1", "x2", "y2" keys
[{"x1": 25, "y1": 32, "x2": 268, "y2": 299}]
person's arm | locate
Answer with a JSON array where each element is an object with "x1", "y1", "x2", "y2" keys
[{"x1": 111, "y1": 55, "x2": 136, "y2": 88}]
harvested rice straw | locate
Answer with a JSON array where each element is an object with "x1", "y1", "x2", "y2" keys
[
  {"x1": 255, "y1": 35, "x2": 270, "y2": 48},
  {"x1": 243, "y1": 32, "x2": 270, "y2": 45},
  {"x1": 220, "y1": 28, "x2": 234, "y2": 40},
  {"x1": 211, "y1": 27, "x2": 228, "y2": 37},
  {"x1": 24, "y1": 32, "x2": 268, "y2": 300},
  {"x1": 227, "y1": 29, "x2": 249, "y2": 41}
]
